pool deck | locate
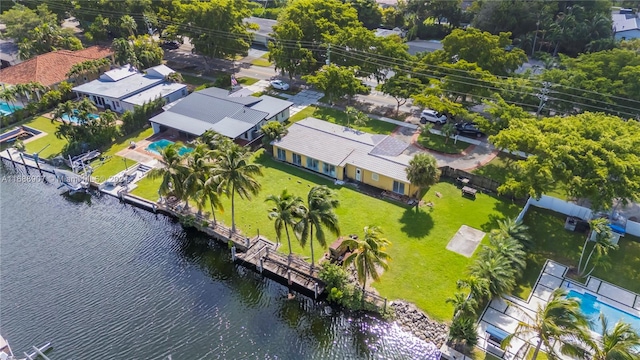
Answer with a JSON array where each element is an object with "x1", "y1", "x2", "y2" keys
[{"x1": 477, "y1": 260, "x2": 640, "y2": 359}]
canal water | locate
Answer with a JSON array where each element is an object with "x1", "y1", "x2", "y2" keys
[{"x1": 0, "y1": 170, "x2": 434, "y2": 359}]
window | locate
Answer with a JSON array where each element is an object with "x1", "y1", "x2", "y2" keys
[
  {"x1": 371, "y1": 173, "x2": 379, "y2": 181},
  {"x1": 322, "y1": 163, "x2": 336, "y2": 177},
  {"x1": 292, "y1": 153, "x2": 302, "y2": 166},
  {"x1": 306, "y1": 157, "x2": 319, "y2": 171},
  {"x1": 277, "y1": 148, "x2": 286, "y2": 161},
  {"x1": 392, "y1": 181, "x2": 405, "y2": 195}
]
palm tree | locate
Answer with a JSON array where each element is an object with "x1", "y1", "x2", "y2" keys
[
  {"x1": 489, "y1": 237, "x2": 527, "y2": 276},
  {"x1": 0, "y1": 87, "x2": 17, "y2": 111},
  {"x1": 405, "y1": 153, "x2": 441, "y2": 212},
  {"x1": 26, "y1": 82, "x2": 47, "y2": 102},
  {"x1": 183, "y1": 144, "x2": 211, "y2": 210},
  {"x1": 199, "y1": 130, "x2": 232, "y2": 152},
  {"x1": 586, "y1": 315, "x2": 640, "y2": 360},
  {"x1": 339, "y1": 225, "x2": 391, "y2": 295},
  {"x1": 441, "y1": 122, "x2": 457, "y2": 144},
  {"x1": 469, "y1": 249, "x2": 516, "y2": 299},
  {"x1": 446, "y1": 292, "x2": 478, "y2": 319},
  {"x1": 259, "y1": 121, "x2": 288, "y2": 153},
  {"x1": 201, "y1": 171, "x2": 224, "y2": 224},
  {"x1": 578, "y1": 218, "x2": 618, "y2": 277},
  {"x1": 345, "y1": 106, "x2": 369, "y2": 130},
  {"x1": 165, "y1": 72, "x2": 184, "y2": 83},
  {"x1": 490, "y1": 217, "x2": 533, "y2": 249},
  {"x1": 120, "y1": 15, "x2": 137, "y2": 37},
  {"x1": 296, "y1": 185, "x2": 341, "y2": 267},
  {"x1": 448, "y1": 316, "x2": 479, "y2": 352},
  {"x1": 213, "y1": 144, "x2": 263, "y2": 232},
  {"x1": 502, "y1": 288, "x2": 591, "y2": 360},
  {"x1": 457, "y1": 275, "x2": 491, "y2": 308},
  {"x1": 12, "y1": 83, "x2": 30, "y2": 104},
  {"x1": 265, "y1": 189, "x2": 304, "y2": 257},
  {"x1": 53, "y1": 100, "x2": 76, "y2": 124},
  {"x1": 147, "y1": 143, "x2": 188, "y2": 203},
  {"x1": 345, "y1": 106, "x2": 359, "y2": 127}
]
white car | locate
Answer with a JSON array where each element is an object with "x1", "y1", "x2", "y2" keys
[
  {"x1": 420, "y1": 109, "x2": 447, "y2": 125},
  {"x1": 270, "y1": 80, "x2": 290, "y2": 91}
]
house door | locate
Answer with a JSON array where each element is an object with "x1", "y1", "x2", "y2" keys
[{"x1": 355, "y1": 168, "x2": 362, "y2": 181}]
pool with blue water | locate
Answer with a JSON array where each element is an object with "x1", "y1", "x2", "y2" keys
[
  {"x1": 567, "y1": 290, "x2": 640, "y2": 332},
  {"x1": 61, "y1": 110, "x2": 100, "y2": 124},
  {"x1": 0, "y1": 102, "x2": 22, "y2": 116},
  {"x1": 146, "y1": 139, "x2": 193, "y2": 156}
]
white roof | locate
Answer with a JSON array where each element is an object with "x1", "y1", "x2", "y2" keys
[
  {"x1": 249, "y1": 95, "x2": 293, "y2": 119},
  {"x1": 273, "y1": 118, "x2": 412, "y2": 183},
  {"x1": 146, "y1": 64, "x2": 175, "y2": 78},
  {"x1": 122, "y1": 83, "x2": 186, "y2": 106},
  {"x1": 613, "y1": 13, "x2": 640, "y2": 32},
  {"x1": 100, "y1": 64, "x2": 138, "y2": 81}
]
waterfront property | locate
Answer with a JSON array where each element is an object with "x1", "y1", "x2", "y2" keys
[
  {"x1": 0, "y1": 46, "x2": 113, "y2": 88},
  {"x1": 146, "y1": 139, "x2": 193, "y2": 156},
  {"x1": 131, "y1": 149, "x2": 520, "y2": 321},
  {"x1": 0, "y1": 101, "x2": 22, "y2": 116},
  {"x1": 72, "y1": 64, "x2": 187, "y2": 113},
  {"x1": 272, "y1": 117, "x2": 414, "y2": 196},
  {"x1": 148, "y1": 87, "x2": 292, "y2": 142}
]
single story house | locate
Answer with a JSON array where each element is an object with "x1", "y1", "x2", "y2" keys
[
  {"x1": 613, "y1": 12, "x2": 640, "y2": 40},
  {"x1": 406, "y1": 40, "x2": 443, "y2": 55},
  {"x1": 375, "y1": 27, "x2": 406, "y2": 38},
  {"x1": 247, "y1": 16, "x2": 277, "y2": 48},
  {"x1": 148, "y1": 86, "x2": 293, "y2": 142},
  {"x1": 0, "y1": 46, "x2": 113, "y2": 88},
  {"x1": 72, "y1": 64, "x2": 187, "y2": 113},
  {"x1": 272, "y1": 117, "x2": 415, "y2": 196}
]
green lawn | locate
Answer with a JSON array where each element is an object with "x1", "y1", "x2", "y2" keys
[
  {"x1": 88, "y1": 128, "x2": 154, "y2": 179},
  {"x1": 23, "y1": 116, "x2": 67, "y2": 159},
  {"x1": 179, "y1": 73, "x2": 212, "y2": 86},
  {"x1": 250, "y1": 58, "x2": 272, "y2": 67},
  {"x1": 419, "y1": 133, "x2": 471, "y2": 154},
  {"x1": 472, "y1": 153, "x2": 568, "y2": 200},
  {"x1": 238, "y1": 77, "x2": 259, "y2": 86},
  {"x1": 132, "y1": 150, "x2": 521, "y2": 321},
  {"x1": 515, "y1": 208, "x2": 640, "y2": 299},
  {"x1": 287, "y1": 106, "x2": 398, "y2": 135}
]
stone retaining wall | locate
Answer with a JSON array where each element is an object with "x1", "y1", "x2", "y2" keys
[{"x1": 391, "y1": 301, "x2": 449, "y2": 347}]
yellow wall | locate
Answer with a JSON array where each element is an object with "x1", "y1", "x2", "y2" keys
[
  {"x1": 273, "y1": 145, "x2": 411, "y2": 195},
  {"x1": 273, "y1": 146, "x2": 344, "y2": 180},
  {"x1": 345, "y1": 164, "x2": 410, "y2": 196}
]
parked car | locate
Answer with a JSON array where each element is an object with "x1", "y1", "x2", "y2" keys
[
  {"x1": 419, "y1": 109, "x2": 448, "y2": 125},
  {"x1": 455, "y1": 122, "x2": 485, "y2": 138},
  {"x1": 161, "y1": 41, "x2": 181, "y2": 50},
  {"x1": 270, "y1": 80, "x2": 290, "y2": 91}
]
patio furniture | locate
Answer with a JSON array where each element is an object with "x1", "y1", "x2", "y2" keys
[
  {"x1": 461, "y1": 186, "x2": 477, "y2": 199},
  {"x1": 456, "y1": 176, "x2": 470, "y2": 187}
]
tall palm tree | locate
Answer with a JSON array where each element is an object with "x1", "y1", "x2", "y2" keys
[
  {"x1": 120, "y1": 15, "x2": 137, "y2": 37},
  {"x1": 468, "y1": 249, "x2": 516, "y2": 299},
  {"x1": 259, "y1": 121, "x2": 288, "y2": 153},
  {"x1": 586, "y1": 315, "x2": 640, "y2": 360},
  {"x1": 296, "y1": 185, "x2": 341, "y2": 267},
  {"x1": 405, "y1": 153, "x2": 441, "y2": 212},
  {"x1": 199, "y1": 130, "x2": 232, "y2": 153},
  {"x1": 53, "y1": 100, "x2": 76, "y2": 124},
  {"x1": 165, "y1": 72, "x2": 184, "y2": 83},
  {"x1": 502, "y1": 288, "x2": 591, "y2": 360},
  {"x1": 446, "y1": 292, "x2": 478, "y2": 319},
  {"x1": 183, "y1": 144, "x2": 211, "y2": 210},
  {"x1": 490, "y1": 218, "x2": 533, "y2": 249},
  {"x1": 26, "y1": 82, "x2": 47, "y2": 102},
  {"x1": 201, "y1": 171, "x2": 224, "y2": 224},
  {"x1": 339, "y1": 225, "x2": 391, "y2": 295},
  {"x1": 489, "y1": 237, "x2": 527, "y2": 276},
  {"x1": 0, "y1": 87, "x2": 17, "y2": 111},
  {"x1": 457, "y1": 275, "x2": 491, "y2": 307},
  {"x1": 265, "y1": 189, "x2": 304, "y2": 257},
  {"x1": 213, "y1": 144, "x2": 262, "y2": 232},
  {"x1": 578, "y1": 218, "x2": 618, "y2": 277},
  {"x1": 147, "y1": 143, "x2": 188, "y2": 203}
]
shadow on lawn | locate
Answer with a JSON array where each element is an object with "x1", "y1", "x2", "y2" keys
[{"x1": 399, "y1": 207, "x2": 434, "y2": 238}]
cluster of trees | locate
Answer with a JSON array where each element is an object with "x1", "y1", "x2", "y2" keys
[
  {"x1": 0, "y1": 4, "x2": 82, "y2": 60},
  {"x1": 0, "y1": 81, "x2": 73, "y2": 125},
  {"x1": 52, "y1": 99, "x2": 119, "y2": 155},
  {"x1": 112, "y1": 35, "x2": 164, "y2": 70},
  {"x1": 66, "y1": 58, "x2": 112, "y2": 83},
  {"x1": 120, "y1": 97, "x2": 166, "y2": 135}
]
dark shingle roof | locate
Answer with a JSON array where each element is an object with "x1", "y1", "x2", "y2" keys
[{"x1": 168, "y1": 93, "x2": 267, "y2": 126}]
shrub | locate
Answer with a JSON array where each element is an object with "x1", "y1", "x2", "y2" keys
[
  {"x1": 213, "y1": 74, "x2": 232, "y2": 89},
  {"x1": 319, "y1": 262, "x2": 348, "y2": 290}
]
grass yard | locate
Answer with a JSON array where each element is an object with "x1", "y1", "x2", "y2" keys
[
  {"x1": 419, "y1": 133, "x2": 471, "y2": 154},
  {"x1": 287, "y1": 106, "x2": 398, "y2": 135},
  {"x1": 88, "y1": 128, "x2": 154, "y2": 179},
  {"x1": 179, "y1": 73, "x2": 212, "y2": 86},
  {"x1": 23, "y1": 116, "x2": 67, "y2": 159},
  {"x1": 131, "y1": 149, "x2": 521, "y2": 321},
  {"x1": 515, "y1": 208, "x2": 640, "y2": 299},
  {"x1": 250, "y1": 58, "x2": 272, "y2": 67},
  {"x1": 238, "y1": 77, "x2": 259, "y2": 86},
  {"x1": 472, "y1": 153, "x2": 568, "y2": 200}
]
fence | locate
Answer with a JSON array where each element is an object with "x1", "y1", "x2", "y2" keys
[{"x1": 439, "y1": 166, "x2": 502, "y2": 194}]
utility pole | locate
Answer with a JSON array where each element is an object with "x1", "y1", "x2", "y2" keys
[
  {"x1": 326, "y1": 44, "x2": 331, "y2": 66},
  {"x1": 536, "y1": 81, "x2": 551, "y2": 117}
]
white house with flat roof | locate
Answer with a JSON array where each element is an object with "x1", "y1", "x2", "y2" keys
[
  {"x1": 72, "y1": 64, "x2": 187, "y2": 113},
  {"x1": 613, "y1": 10, "x2": 640, "y2": 40}
]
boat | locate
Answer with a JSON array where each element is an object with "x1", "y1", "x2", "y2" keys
[{"x1": 0, "y1": 335, "x2": 53, "y2": 360}]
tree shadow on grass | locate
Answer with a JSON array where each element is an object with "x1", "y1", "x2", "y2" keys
[
  {"x1": 479, "y1": 194, "x2": 523, "y2": 233},
  {"x1": 399, "y1": 207, "x2": 434, "y2": 238}
]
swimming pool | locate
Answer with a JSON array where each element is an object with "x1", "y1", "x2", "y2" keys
[
  {"x1": 146, "y1": 139, "x2": 193, "y2": 156},
  {"x1": 0, "y1": 102, "x2": 23, "y2": 116},
  {"x1": 567, "y1": 290, "x2": 640, "y2": 332},
  {"x1": 60, "y1": 110, "x2": 100, "y2": 124}
]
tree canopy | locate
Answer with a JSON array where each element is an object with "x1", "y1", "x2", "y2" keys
[
  {"x1": 302, "y1": 64, "x2": 370, "y2": 104},
  {"x1": 491, "y1": 112, "x2": 640, "y2": 210},
  {"x1": 112, "y1": 35, "x2": 164, "y2": 70}
]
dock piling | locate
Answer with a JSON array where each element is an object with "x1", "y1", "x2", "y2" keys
[
  {"x1": 231, "y1": 246, "x2": 237, "y2": 261},
  {"x1": 34, "y1": 156, "x2": 44, "y2": 177},
  {"x1": 314, "y1": 282, "x2": 318, "y2": 299},
  {"x1": 287, "y1": 270, "x2": 292, "y2": 285},
  {"x1": 18, "y1": 153, "x2": 30, "y2": 175},
  {"x1": 259, "y1": 257, "x2": 264, "y2": 273},
  {"x1": 6, "y1": 149, "x2": 16, "y2": 169}
]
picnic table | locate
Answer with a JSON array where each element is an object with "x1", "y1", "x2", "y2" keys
[{"x1": 461, "y1": 186, "x2": 477, "y2": 199}]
